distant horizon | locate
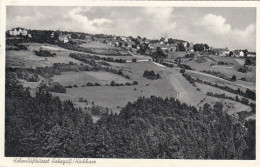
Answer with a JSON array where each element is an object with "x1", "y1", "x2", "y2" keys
[{"x1": 7, "y1": 6, "x2": 256, "y2": 51}]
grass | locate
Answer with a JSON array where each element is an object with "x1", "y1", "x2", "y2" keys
[
  {"x1": 51, "y1": 62, "x2": 178, "y2": 113},
  {"x1": 182, "y1": 54, "x2": 256, "y2": 83},
  {"x1": 79, "y1": 41, "x2": 117, "y2": 49},
  {"x1": 6, "y1": 43, "x2": 85, "y2": 68},
  {"x1": 52, "y1": 71, "x2": 131, "y2": 86},
  {"x1": 7, "y1": 42, "x2": 255, "y2": 116}
]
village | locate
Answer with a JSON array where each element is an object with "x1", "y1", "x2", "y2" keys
[{"x1": 6, "y1": 27, "x2": 256, "y2": 115}]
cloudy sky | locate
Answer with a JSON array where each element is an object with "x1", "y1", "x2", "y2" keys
[{"x1": 7, "y1": 6, "x2": 256, "y2": 51}]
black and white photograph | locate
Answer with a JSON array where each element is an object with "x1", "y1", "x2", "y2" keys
[{"x1": 1, "y1": 0, "x2": 258, "y2": 165}]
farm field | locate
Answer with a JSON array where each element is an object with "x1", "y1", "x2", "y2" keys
[
  {"x1": 195, "y1": 83, "x2": 252, "y2": 114},
  {"x1": 182, "y1": 55, "x2": 256, "y2": 83},
  {"x1": 52, "y1": 78, "x2": 177, "y2": 113},
  {"x1": 6, "y1": 43, "x2": 86, "y2": 68},
  {"x1": 52, "y1": 71, "x2": 131, "y2": 86},
  {"x1": 79, "y1": 41, "x2": 117, "y2": 49},
  {"x1": 50, "y1": 62, "x2": 178, "y2": 113}
]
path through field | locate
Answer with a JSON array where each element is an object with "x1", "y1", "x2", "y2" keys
[{"x1": 162, "y1": 69, "x2": 204, "y2": 106}]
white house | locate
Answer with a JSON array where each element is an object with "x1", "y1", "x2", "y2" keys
[
  {"x1": 247, "y1": 53, "x2": 256, "y2": 58},
  {"x1": 239, "y1": 51, "x2": 244, "y2": 57},
  {"x1": 182, "y1": 42, "x2": 188, "y2": 48},
  {"x1": 51, "y1": 32, "x2": 55, "y2": 38},
  {"x1": 64, "y1": 37, "x2": 69, "y2": 43},
  {"x1": 9, "y1": 28, "x2": 28, "y2": 36}
]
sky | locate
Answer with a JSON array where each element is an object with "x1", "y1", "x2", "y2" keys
[{"x1": 7, "y1": 6, "x2": 256, "y2": 51}]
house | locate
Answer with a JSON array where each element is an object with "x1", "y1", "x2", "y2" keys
[
  {"x1": 182, "y1": 42, "x2": 188, "y2": 48},
  {"x1": 9, "y1": 28, "x2": 28, "y2": 36},
  {"x1": 247, "y1": 52, "x2": 256, "y2": 58},
  {"x1": 164, "y1": 37, "x2": 168, "y2": 43},
  {"x1": 239, "y1": 51, "x2": 244, "y2": 57},
  {"x1": 120, "y1": 36, "x2": 127, "y2": 42},
  {"x1": 213, "y1": 48, "x2": 229, "y2": 56},
  {"x1": 59, "y1": 35, "x2": 70, "y2": 43},
  {"x1": 50, "y1": 32, "x2": 55, "y2": 38},
  {"x1": 64, "y1": 37, "x2": 69, "y2": 43}
]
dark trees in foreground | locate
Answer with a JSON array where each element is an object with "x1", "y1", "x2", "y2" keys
[{"x1": 5, "y1": 72, "x2": 255, "y2": 159}]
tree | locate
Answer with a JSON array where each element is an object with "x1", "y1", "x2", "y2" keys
[
  {"x1": 245, "y1": 59, "x2": 252, "y2": 65},
  {"x1": 231, "y1": 75, "x2": 237, "y2": 82},
  {"x1": 110, "y1": 81, "x2": 116, "y2": 86},
  {"x1": 204, "y1": 44, "x2": 209, "y2": 50},
  {"x1": 79, "y1": 34, "x2": 85, "y2": 40},
  {"x1": 177, "y1": 43, "x2": 186, "y2": 52},
  {"x1": 229, "y1": 51, "x2": 233, "y2": 57},
  {"x1": 71, "y1": 33, "x2": 78, "y2": 39},
  {"x1": 193, "y1": 43, "x2": 206, "y2": 52},
  {"x1": 180, "y1": 68, "x2": 185, "y2": 74}
]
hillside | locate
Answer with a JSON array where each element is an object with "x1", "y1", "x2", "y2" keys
[{"x1": 5, "y1": 73, "x2": 255, "y2": 159}]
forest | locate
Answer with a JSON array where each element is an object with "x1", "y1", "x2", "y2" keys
[{"x1": 5, "y1": 70, "x2": 255, "y2": 159}]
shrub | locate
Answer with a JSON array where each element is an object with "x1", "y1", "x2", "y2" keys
[
  {"x1": 132, "y1": 81, "x2": 138, "y2": 85},
  {"x1": 34, "y1": 49, "x2": 55, "y2": 57},
  {"x1": 111, "y1": 81, "x2": 116, "y2": 86},
  {"x1": 143, "y1": 70, "x2": 160, "y2": 80},
  {"x1": 231, "y1": 75, "x2": 237, "y2": 82},
  {"x1": 87, "y1": 82, "x2": 94, "y2": 86},
  {"x1": 180, "y1": 68, "x2": 185, "y2": 74},
  {"x1": 125, "y1": 82, "x2": 132, "y2": 86},
  {"x1": 47, "y1": 82, "x2": 66, "y2": 93}
]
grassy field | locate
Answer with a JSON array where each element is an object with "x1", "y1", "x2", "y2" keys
[
  {"x1": 79, "y1": 41, "x2": 116, "y2": 49},
  {"x1": 196, "y1": 82, "x2": 252, "y2": 114},
  {"x1": 6, "y1": 43, "x2": 85, "y2": 68},
  {"x1": 182, "y1": 55, "x2": 256, "y2": 83},
  {"x1": 7, "y1": 42, "x2": 255, "y2": 118},
  {"x1": 51, "y1": 62, "x2": 178, "y2": 113},
  {"x1": 52, "y1": 71, "x2": 131, "y2": 86}
]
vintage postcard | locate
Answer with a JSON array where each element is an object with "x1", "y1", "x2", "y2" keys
[{"x1": 0, "y1": 0, "x2": 259, "y2": 167}]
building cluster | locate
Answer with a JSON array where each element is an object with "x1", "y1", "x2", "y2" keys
[
  {"x1": 7, "y1": 28, "x2": 32, "y2": 38},
  {"x1": 6, "y1": 27, "x2": 256, "y2": 58},
  {"x1": 212, "y1": 47, "x2": 256, "y2": 58}
]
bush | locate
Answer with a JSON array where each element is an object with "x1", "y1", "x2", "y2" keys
[
  {"x1": 132, "y1": 81, "x2": 138, "y2": 85},
  {"x1": 125, "y1": 82, "x2": 132, "y2": 86},
  {"x1": 143, "y1": 70, "x2": 160, "y2": 80},
  {"x1": 182, "y1": 73, "x2": 196, "y2": 86},
  {"x1": 231, "y1": 75, "x2": 237, "y2": 82},
  {"x1": 87, "y1": 82, "x2": 94, "y2": 86},
  {"x1": 34, "y1": 49, "x2": 55, "y2": 57},
  {"x1": 47, "y1": 82, "x2": 66, "y2": 93},
  {"x1": 180, "y1": 68, "x2": 185, "y2": 74},
  {"x1": 241, "y1": 98, "x2": 249, "y2": 105},
  {"x1": 179, "y1": 64, "x2": 192, "y2": 70},
  {"x1": 111, "y1": 81, "x2": 116, "y2": 86},
  {"x1": 238, "y1": 66, "x2": 251, "y2": 73}
]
